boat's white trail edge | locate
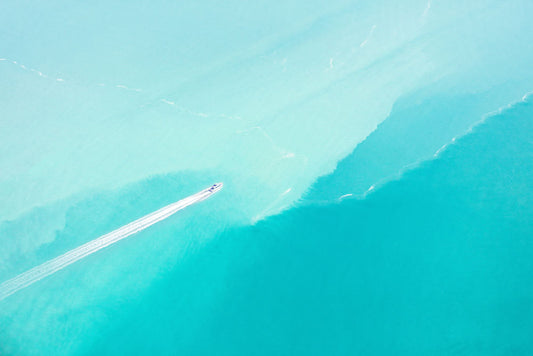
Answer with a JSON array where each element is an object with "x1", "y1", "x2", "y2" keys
[{"x1": 0, "y1": 183, "x2": 223, "y2": 302}]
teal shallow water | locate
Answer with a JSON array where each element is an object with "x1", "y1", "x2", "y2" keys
[
  {"x1": 1, "y1": 1, "x2": 533, "y2": 354},
  {"x1": 92, "y1": 98, "x2": 533, "y2": 355},
  {"x1": 1, "y1": 95, "x2": 532, "y2": 355}
]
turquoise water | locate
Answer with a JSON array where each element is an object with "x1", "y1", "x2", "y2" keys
[
  {"x1": 1, "y1": 0, "x2": 533, "y2": 355},
  {"x1": 92, "y1": 98, "x2": 532, "y2": 355}
]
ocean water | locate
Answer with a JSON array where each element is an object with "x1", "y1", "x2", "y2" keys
[
  {"x1": 1, "y1": 0, "x2": 533, "y2": 355},
  {"x1": 90, "y1": 97, "x2": 532, "y2": 355}
]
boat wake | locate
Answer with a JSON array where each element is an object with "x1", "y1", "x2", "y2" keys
[{"x1": 0, "y1": 183, "x2": 223, "y2": 301}]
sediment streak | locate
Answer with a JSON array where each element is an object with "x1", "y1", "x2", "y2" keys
[{"x1": 0, "y1": 183, "x2": 222, "y2": 301}]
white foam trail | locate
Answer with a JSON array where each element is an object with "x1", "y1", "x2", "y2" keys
[
  {"x1": 359, "y1": 25, "x2": 376, "y2": 48},
  {"x1": 422, "y1": 0, "x2": 431, "y2": 17},
  {"x1": 282, "y1": 188, "x2": 292, "y2": 195},
  {"x1": 0, "y1": 183, "x2": 223, "y2": 301},
  {"x1": 282, "y1": 152, "x2": 295, "y2": 159},
  {"x1": 161, "y1": 98, "x2": 175, "y2": 105}
]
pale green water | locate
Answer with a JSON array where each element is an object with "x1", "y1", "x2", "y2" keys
[{"x1": 1, "y1": 0, "x2": 533, "y2": 354}]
